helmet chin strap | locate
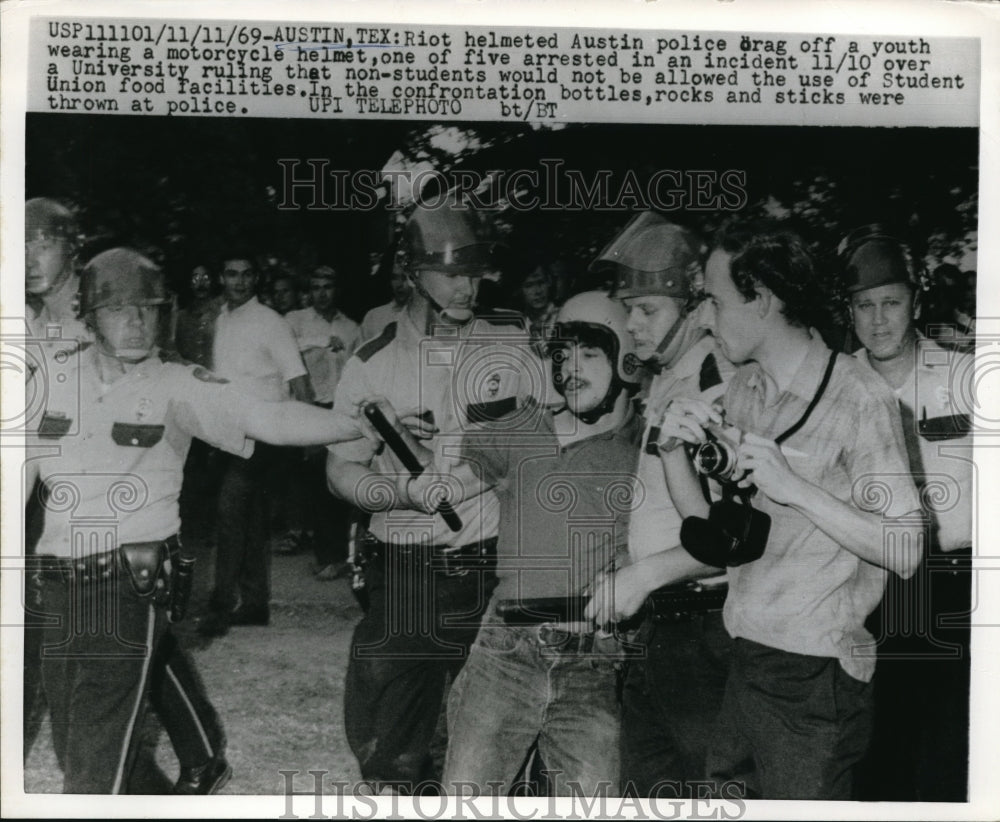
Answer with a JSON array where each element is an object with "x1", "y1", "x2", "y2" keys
[
  {"x1": 577, "y1": 379, "x2": 626, "y2": 425},
  {"x1": 646, "y1": 315, "x2": 687, "y2": 374},
  {"x1": 411, "y1": 272, "x2": 474, "y2": 330},
  {"x1": 648, "y1": 311, "x2": 705, "y2": 374}
]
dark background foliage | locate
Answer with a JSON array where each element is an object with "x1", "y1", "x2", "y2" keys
[{"x1": 26, "y1": 114, "x2": 977, "y2": 323}]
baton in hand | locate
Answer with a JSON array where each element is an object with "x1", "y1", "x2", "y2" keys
[{"x1": 363, "y1": 402, "x2": 463, "y2": 532}]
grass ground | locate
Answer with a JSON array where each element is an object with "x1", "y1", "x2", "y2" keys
[{"x1": 23, "y1": 538, "x2": 370, "y2": 795}]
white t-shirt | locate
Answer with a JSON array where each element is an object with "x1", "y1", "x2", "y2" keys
[
  {"x1": 284, "y1": 307, "x2": 360, "y2": 404},
  {"x1": 212, "y1": 296, "x2": 306, "y2": 402}
]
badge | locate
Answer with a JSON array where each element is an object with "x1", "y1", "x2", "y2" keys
[
  {"x1": 135, "y1": 397, "x2": 153, "y2": 422},
  {"x1": 485, "y1": 372, "x2": 501, "y2": 399}
]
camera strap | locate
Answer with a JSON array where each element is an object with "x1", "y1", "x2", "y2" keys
[
  {"x1": 774, "y1": 349, "x2": 838, "y2": 447},
  {"x1": 721, "y1": 348, "x2": 837, "y2": 505}
]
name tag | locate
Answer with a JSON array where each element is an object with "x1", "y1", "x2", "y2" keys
[
  {"x1": 918, "y1": 413, "x2": 971, "y2": 442},
  {"x1": 466, "y1": 396, "x2": 517, "y2": 424},
  {"x1": 112, "y1": 422, "x2": 165, "y2": 448}
]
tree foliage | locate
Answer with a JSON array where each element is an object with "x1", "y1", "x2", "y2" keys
[{"x1": 27, "y1": 114, "x2": 977, "y2": 320}]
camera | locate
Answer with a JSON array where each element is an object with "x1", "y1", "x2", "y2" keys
[{"x1": 691, "y1": 424, "x2": 742, "y2": 483}]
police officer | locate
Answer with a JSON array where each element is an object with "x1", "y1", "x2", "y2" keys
[
  {"x1": 24, "y1": 202, "x2": 231, "y2": 792},
  {"x1": 25, "y1": 197, "x2": 86, "y2": 341},
  {"x1": 23, "y1": 197, "x2": 85, "y2": 760},
  {"x1": 841, "y1": 227, "x2": 974, "y2": 801},
  {"x1": 25, "y1": 248, "x2": 376, "y2": 793},
  {"x1": 585, "y1": 212, "x2": 736, "y2": 795},
  {"x1": 327, "y1": 198, "x2": 545, "y2": 793}
]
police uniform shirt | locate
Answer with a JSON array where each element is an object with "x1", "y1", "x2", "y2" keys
[
  {"x1": 333, "y1": 309, "x2": 547, "y2": 549},
  {"x1": 29, "y1": 346, "x2": 255, "y2": 557},
  {"x1": 27, "y1": 273, "x2": 86, "y2": 341},
  {"x1": 855, "y1": 335, "x2": 973, "y2": 552},
  {"x1": 284, "y1": 307, "x2": 361, "y2": 404},
  {"x1": 359, "y1": 300, "x2": 406, "y2": 344},
  {"x1": 628, "y1": 332, "x2": 733, "y2": 561},
  {"x1": 212, "y1": 296, "x2": 306, "y2": 402}
]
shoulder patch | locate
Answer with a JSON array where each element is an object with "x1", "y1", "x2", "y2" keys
[
  {"x1": 355, "y1": 321, "x2": 397, "y2": 363},
  {"x1": 192, "y1": 366, "x2": 229, "y2": 384},
  {"x1": 699, "y1": 352, "x2": 723, "y2": 393}
]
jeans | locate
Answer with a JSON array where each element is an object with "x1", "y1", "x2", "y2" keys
[{"x1": 443, "y1": 614, "x2": 622, "y2": 796}]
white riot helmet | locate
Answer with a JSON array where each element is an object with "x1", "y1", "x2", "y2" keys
[{"x1": 550, "y1": 291, "x2": 642, "y2": 423}]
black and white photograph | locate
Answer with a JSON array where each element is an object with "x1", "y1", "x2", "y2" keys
[{"x1": 2, "y1": 1, "x2": 998, "y2": 819}]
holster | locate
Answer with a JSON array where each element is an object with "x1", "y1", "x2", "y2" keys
[{"x1": 119, "y1": 541, "x2": 167, "y2": 597}]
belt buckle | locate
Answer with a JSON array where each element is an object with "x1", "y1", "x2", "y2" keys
[
  {"x1": 439, "y1": 547, "x2": 469, "y2": 577},
  {"x1": 443, "y1": 561, "x2": 469, "y2": 578},
  {"x1": 536, "y1": 623, "x2": 571, "y2": 649}
]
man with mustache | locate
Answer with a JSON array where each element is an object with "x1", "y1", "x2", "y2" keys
[{"x1": 438, "y1": 291, "x2": 643, "y2": 796}]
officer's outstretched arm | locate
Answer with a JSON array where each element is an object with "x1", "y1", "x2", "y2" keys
[
  {"x1": 244, "y1": 399, "x2": 365, "y2": 447},
  {"x1": 325, "y1": 447, "x2": 397, "y2": 512}
]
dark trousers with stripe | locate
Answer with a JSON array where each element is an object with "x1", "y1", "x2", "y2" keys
[
  {"x1": 151, "y1": 632, "x2": 226, "y2": 769},
  {"x1": 39, "y1": 567, "x2": 168, "y2": 793}
]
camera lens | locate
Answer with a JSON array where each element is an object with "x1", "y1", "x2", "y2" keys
[{"x1": 694, "y1": 441, "x2": 736, "y2": 480}]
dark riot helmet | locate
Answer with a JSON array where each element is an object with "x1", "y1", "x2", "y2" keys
[
  {"x1": 838, "y1": 224, "x2": 920, "y2": 296},
  {"x1": 400, "y1": 201, "x2": 495, "y2": 276},
  {"x1": 592, "y1": 211, "x2": 702, "y2": 303},
  {"x1": 399, "y1": 200, "x2": 497, "y2": 324},
  {"x1": 591, "y1": 211, "x2": 705, "y2": 364},
  {"x1": 25, "y1": 197, "x2": 78, "y2": 245},
  {"x1": 79, "y1": 248, "x2": 173, "y2": 316}
]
